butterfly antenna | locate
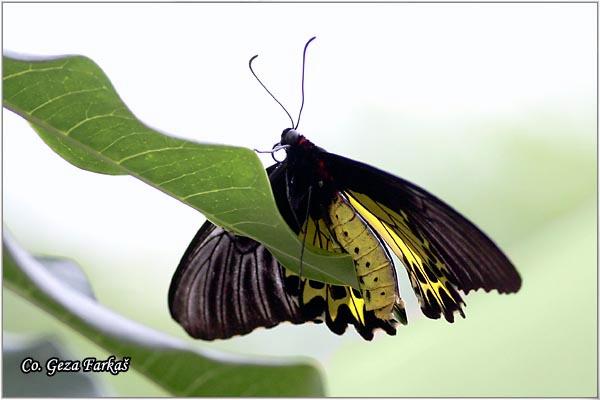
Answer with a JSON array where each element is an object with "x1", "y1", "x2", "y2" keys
[
  {"x1": 295, "y1": 36, "x2": 316, "y2": 130},
  {"x1": 249, "y1": 54, "x2": 295, "y2": 128}
]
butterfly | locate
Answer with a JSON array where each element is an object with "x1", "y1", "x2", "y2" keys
[{"x1": 168, "y1": 38, "x2": 521, "y2": 341}]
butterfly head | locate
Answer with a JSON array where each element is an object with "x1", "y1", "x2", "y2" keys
[
  {"x1": 280, "y1": 128, "x2": 300, "y2": 146},
  {"x1": 281, "y1": 128, "x2": 310, "y2": 147}
]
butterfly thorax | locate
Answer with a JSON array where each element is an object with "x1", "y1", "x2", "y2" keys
[{"x1": 281, "y1": 129, "x2": 334, "y2": 181}]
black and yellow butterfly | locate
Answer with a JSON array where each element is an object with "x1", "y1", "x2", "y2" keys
[{"x1": 168, "y1": 38, "x2": 521, "y2": 341}]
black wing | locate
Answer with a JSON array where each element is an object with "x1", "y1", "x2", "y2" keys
[
  {"x1": 323, "y1": 152, "x2": 521, "y2": 297},
  {"x1": 168, "y1": 220, "x2": 305, "y2": 340}
]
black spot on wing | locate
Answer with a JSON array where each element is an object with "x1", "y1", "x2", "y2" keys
[
  {"x1": 308, "y1": 280, "x2": 325, "y2": 289},
  {"x1": 439, "y1": 289, "x2": 459, "y2": 322},
  {"x1": 423, "y1": 289, "x2": 442, "y2": 320},
  {"x1": 284, "y1": 274, "x2": 301, "y2": 296},
  {"x1": 414, "y1": 267, "x2": 428, "y2": 284},
  {"x1": 446, "y1": 283, "x2": 464, "y2": 308},
  {"x1": 430, "y1": 263, "x2": 444, "y2": 278},
  {"x1": 325, "y1": 307, "x2": 349, "y2": 336},
  {"x1": 424, "y1": 266, "x2": 439, "y2": 282},
  {"x1": 301, "y1": 292, "x2": 327, "y2": 321},
  {"x1": 330, "y1": 285, "x2": 347, "y2": 300}
]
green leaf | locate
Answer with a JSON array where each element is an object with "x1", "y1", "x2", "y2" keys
[
  {"x1": 3, "y1": 334, "x2": 107, "y2": 397},
  {"x1": 3, "y1": 232, "x2": 325, "y2": 396},
  {"x1": 2, "y1": 55, "x2": 358, "y2": 288}
]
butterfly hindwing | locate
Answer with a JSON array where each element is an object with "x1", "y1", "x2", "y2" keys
[
  {"x1": 268, "y1": 162, "x2": 401, "y2": 338},
  {"x1": 169, "y1": 219, "x2": 398, "y2": 340},
  {"x1": 168, "y1": 220, "x2": 305, "y2": 340}
]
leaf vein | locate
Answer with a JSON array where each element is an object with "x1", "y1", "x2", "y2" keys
[
  {"x1": 116, "y1": 145, "x2": 186, "y2": 164},
  {"x1": 29, "y1": 87, "x2": 107, "y2": 114},
  {"x1": 65, "y1": 113, "x2": 134, "y2": 136},
  {"x1": 3, "y1": 61, "x2": 69, "y2": 80},
  {"x1": 182, "y1": 186, "x2": 255, "y2": 200},
  {"x1": 156, "y1": 159, "x2": 231, "y2": 185},
  {"x1": 5, "y1": 81, "x2": 44, "y2": 101},
  {"x1": 182, "y1": 367, "x2": 229, "y2": 396},
  {"x1": 99, "y1": 131, "x2": 148, "y2": 154}
]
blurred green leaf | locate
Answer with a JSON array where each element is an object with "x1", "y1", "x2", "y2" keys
[
  {"x1": 2, "y1": 232, "x2": 325, "y2": 396},
  {"x1": 2, "y1": 55, "x2": 358, "y2": 288},
  {"x1": 3, "y1": 334, "x2": 107, "y2": 397},
  {"x1": 37, "y1": 256, "x2": 97, "y2": 300}
]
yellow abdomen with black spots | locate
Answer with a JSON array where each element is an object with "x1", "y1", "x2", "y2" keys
[{"x1": 329, "y1": 194, "x2": 402, "y2": 320}]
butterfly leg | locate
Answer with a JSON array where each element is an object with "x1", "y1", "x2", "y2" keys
[
  {"x1": 285, "y1": 167, "x2": 302, "y2": 231},
  {"x1": 298, "y1": 185, "x2": 313, "y2": 289}
]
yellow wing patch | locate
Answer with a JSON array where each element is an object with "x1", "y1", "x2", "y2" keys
[
  {"x1": 346, "y1": 191, "x2": 465, "y2": 322},
  {"x1": 282, "y1": 266, "x2": 365, "y2": 326},
  {"x1": 302, "y1": 216, "x2": 343, "y2": 253},
  {"x1": 282, "y1": 196, "x2": 405, "y2": 338},
  {"x1": 327, "y1": 287, "x2": 366, "y2": 324},
  {"x1": 328, "y1": 194, "x2": 402, "y2": 320}
]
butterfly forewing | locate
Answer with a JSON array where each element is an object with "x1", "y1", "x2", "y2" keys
[
  {"x1": 323, "y1": 152, "x2": 522, "y2": 296},
  {"x1": 344, "y1": 191, "x2": 465, "y2": 322}
]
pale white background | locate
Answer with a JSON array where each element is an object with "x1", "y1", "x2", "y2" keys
[{"x1": 2, "y1": 3, "x2": 597, "y2": 396}]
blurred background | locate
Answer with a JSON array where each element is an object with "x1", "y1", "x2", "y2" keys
[{"x1": 3, "y1": 3, "x2": 597, "y2": 396}]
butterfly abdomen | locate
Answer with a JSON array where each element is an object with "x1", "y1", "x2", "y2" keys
[{"x1": 328, "y1": 194, "x2": 406, "y2": 323}]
